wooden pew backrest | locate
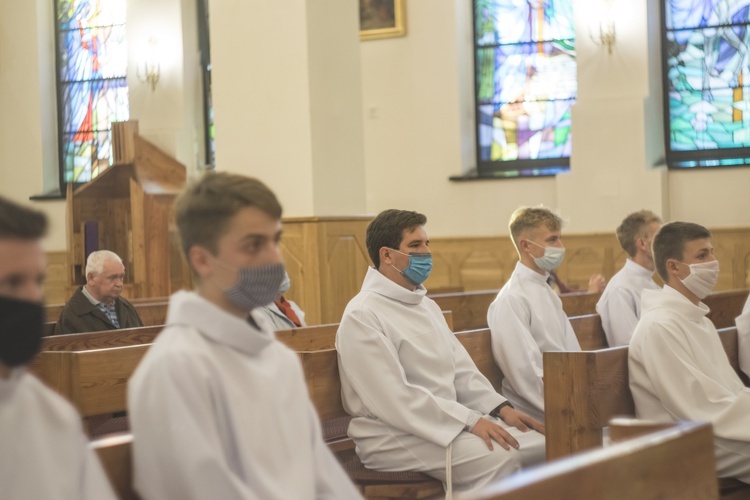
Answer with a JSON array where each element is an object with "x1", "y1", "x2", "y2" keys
[
  {"x1": 37, "y1": 344, "x2": 150, "y2": 417},
  {"x1": 544, "y1": 346, "x2": 633, "y2": 460},
  {"x1": 277, "y1": 310, "x2": 455, "y2": 351},
  {"x1": 559, "y1": 291, "x2": 601, "y2": 317},
  {"x1": 429, "y1": 290, "x2": 498, "y2": 331},
  {"x1": 544, "y1": 327, "x2": 744, "y2": 461},
  {"x1": 91, "y1": 433, "x2": 139, "y2": 500},
  {"x1": 704, "y1": 289, "x2": 749, "y2": 329},
  {"x1": 298, "y1": 348, "x2": 347, "y2": 421},
  {"x1": 455, "y1": 328, "x2": 504, "y2": 392},
  {"x1": 463, "y1": 421, "x2": 719, "y2": 500},
  {"x1": 568, "y1": 313, "x2": 607, "y2": 351}
]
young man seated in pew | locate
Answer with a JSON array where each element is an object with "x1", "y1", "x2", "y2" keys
[
  {"x1": 336, "y1": 209, "x2": 545, "y2": 494},
  {"x1": 56, "y1": 250, "x2": 143, "y2": 334},
  {"x1": 629, "y1": 221, "x2": 750, "y2": 484},
  {"x1": 0, "y1": 197, "x2": 116, "y2": 499},
  {"x1": 596, "y1": 210, "x2": 661, "y2": 347},
  {"x1": 128, "y1": 173, "x2": 360, "y2": 499},
  {"x1": 488, "y1": 206, "x2": 580, "y2": 422},
  {"x1": 735, "y1": 294, "x2": 750, "y2": 380}
]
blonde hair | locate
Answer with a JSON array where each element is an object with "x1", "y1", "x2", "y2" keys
[
  {"x1": 509, "y1": 206, "x2": 563, "y2": 251},
  {"x1": 616, "y1": 210, "x2": 662, "y2": 257}
]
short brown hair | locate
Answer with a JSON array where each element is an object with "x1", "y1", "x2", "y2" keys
[
  {"x1": 0, "y1": 197, "x2": 47, "y2": 240},
  {"x1": 366, "y1": 209, "x2": 427, "y2": 269},
  {"x1": 653, "y1": 221, "x2": 711, "y2": 282},
  {"x1": 174, "y1": 172, "x2": 282, "y2": 257},
  {"x1": 509, "y1": 206, "x2": 562, "y2": 250},
  {"x1": 616, "y1": 210, "x2": 662, "y2": 257}
]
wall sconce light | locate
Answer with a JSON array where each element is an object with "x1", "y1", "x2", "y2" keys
[
  {"x1": 590, "y1": 2, "x2": 616, "y2": 55},
  {"x1": 137, "y1": 37, "x2": 161, "y2": 91},
  {"x1": 593, "y1": 20, "x2": 616, "y2": 54}
]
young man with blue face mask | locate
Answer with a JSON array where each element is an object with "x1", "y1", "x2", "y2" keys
[
  {"x1": 128, "y1": 173, "x2": 360, "y2": 500},
  {"x1": 629, "y1": 221, "x2": 750, "y2": 484},
  {"x1": 488, "y1": 206, "x2": 581, "y2": 423},
  {"x1": 336, "y1": 209, "x2": 545, "y2": 495},
  {"x1": 0, "y1": 196, "x2": 116, "y2": 499}
]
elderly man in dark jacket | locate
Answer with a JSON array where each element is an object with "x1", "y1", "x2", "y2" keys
[{"x1": 56, "y1": 250, "x2": 143, "y2": 334}]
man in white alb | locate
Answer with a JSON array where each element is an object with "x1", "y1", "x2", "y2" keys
[
  {"x1": 337, "y1": 209, "x2": 545, "y2": 494},
  {"x1": 128, "y1": 173, "x2": 360, "y2": 499},
  {"x1": 488, "y1": 206, "x2": 580, "y2": 423},
  {"x1": 596, "y1": 210, "x2": 662, "y2": 346},
  {"x1": 629, "y1": 221, "x2": 750, "y2": 484},
  {"x1": 735, "y1": 295, "x2": 750, "y2": 380},
  {"x1": 0, "y1": 196, "x2": 115, "y2": 499}
]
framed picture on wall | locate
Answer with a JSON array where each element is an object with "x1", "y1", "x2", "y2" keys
[{"x1": 359, "y1": 0, "x2": 406, "y2": 41}]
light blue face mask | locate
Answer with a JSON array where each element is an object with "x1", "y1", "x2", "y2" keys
[
  {"x1": 390, "y1": 249, "x2": 433, "y2": 285},
  {"x1": 528, "y1": 240, "x2": 565, "y2": 272}
]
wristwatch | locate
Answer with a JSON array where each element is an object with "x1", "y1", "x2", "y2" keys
[{"x1": 489, "y1": 401, "x2": 514, "y2": 419}]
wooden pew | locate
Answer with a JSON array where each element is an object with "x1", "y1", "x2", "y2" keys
[
  {"x1": 705, "y1": 289, "x2": 749, "y2": 329},
  {"x1": 543, "y1": 327, "x2": 749, "y2": 495},
  {"x1": 559, "y1": 291, "x2": 602, "y2": 318},
  {"x1": 36, "y1": 344, "x2": 150, "y2": 420},
  {"x1": 91, "y1": 433, "x2": 140, "y2": 500},
  {"x1": 461, "y1": 420, "x2": 719, "y2": 500},
  {"x1": 274, "y1": 310, "x2": 454, "y2": 352},
  {"x1": 299, "y1": 348, "x2": 444, "y2": 498},
  {"x1": 429, "y1": 289, "x2": 602, "y2": 332},
  {"x1": 429, "y1": 290, "x2": 498, "y2": 331},
  {"x1": 568, "y1": 313, "x2": 607, "y2": 351}
]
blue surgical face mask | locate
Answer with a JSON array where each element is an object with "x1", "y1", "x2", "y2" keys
[
  {"x1": 390, "y1": 249, "x2": 432, "y2": 285},
  {"x1": 278, "y1": 270, "x2": 291, "y2": 295},
  {"x1": 528, "y1": 240, "x2": 565, "y2": 272}
]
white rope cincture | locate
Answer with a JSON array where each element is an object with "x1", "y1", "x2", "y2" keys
[{"x1": 444, "y1": 441, "x2": 454, "y2": 500}]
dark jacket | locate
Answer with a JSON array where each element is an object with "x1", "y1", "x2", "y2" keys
[{"x1": 55, "y1": 287, "x2": 144, "y2": 334}]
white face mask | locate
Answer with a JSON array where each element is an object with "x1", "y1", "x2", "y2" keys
[
  {"x1": 677, "y1": 260, "x2": 719, "y2": 299},
  {"x1": 528, "y1": 240, "x2": 565, "y2": 272}
]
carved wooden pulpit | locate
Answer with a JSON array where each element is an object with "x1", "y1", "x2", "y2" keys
[{"x1": 65, "y1": 121, "x2": 189, "y2": 299}]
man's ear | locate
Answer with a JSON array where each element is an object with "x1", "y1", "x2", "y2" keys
[
  {"x1": 85, "y1": 272, "x2": 94, "y2": 284},
  {"x1": 379, "y1": 246, "x2": 396, "y2": 267},
  {"x1": 666, "y1": 258, "x2": 681, "y2": 279},
  {"x1": 188, "y1": 246, "x2": 213, "y2": 279}
]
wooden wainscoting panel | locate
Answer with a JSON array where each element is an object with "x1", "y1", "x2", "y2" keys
[
  {"x1": 319, "y1": 219, "x2": 371, "y2": 325},
  {"x1": 45, "y1": 252, "x2": 70, "y2": 305}
]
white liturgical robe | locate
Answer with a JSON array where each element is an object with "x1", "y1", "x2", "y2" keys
[
  {"x1": 0, "y1": 369, "x2": 116, "y2": 499},
  {"x1": 488, "y1": 262, "x2": 580, "y2": 422},
  {"x1": 128, "y1": 291, "x2": 360, "y2": 500},
  {"x1": 337, "y1": 267, "x2": 545, "y2": 492},
  {"x1": 735, "y1": 296, "x2": 750, "y2": 380},
  {"x1": 630, "y1": 286, "x2": 750, "y2": 483},
  {"x1": 596, "y1": 258, "x2": 661, "y2": 346}
]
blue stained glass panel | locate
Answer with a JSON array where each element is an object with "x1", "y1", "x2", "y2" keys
[
  {"x1": 476, "y1": 42, "x2": 576, "y2": 105},
  {"x1": 56, "y1": 0, "x2": 129, "y2": 183},
  {"x1": 665, "y1": 0, "x2": 749, "y2": 30},
  {"x1": 663, "y1": 0, "x2": 750, "y2": 166},
  {"x1": 475, "y1": 0, "x2": 575, "y2": 45},
  {"x1": 477, "y1": 98, "x2": 573, "y2": 162}
]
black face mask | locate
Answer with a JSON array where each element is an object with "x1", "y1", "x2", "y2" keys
[{"x1": 0, "y1": 295, "x2": 45, "y2": 367}]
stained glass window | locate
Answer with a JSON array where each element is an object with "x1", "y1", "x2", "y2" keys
[
  {"x1": 662, "y1": 0, "x2": 750, "y2": 168},
  {"x1": 55, "y1": 0, "x2": 130, "y2": 184},
  {"x1": 473, "y1": 0, "x2": 576, "y2": 178}
]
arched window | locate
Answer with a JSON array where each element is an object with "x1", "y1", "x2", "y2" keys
[
  {"x1": 55, "y1": 0, "x2": 130, "y2": 185},
  {"x1": 662, "y1": 0, "x2": 750, "y2": 168},
  {"x1": 473, "y1": 0, "x2": 576, "y2": 178}
]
